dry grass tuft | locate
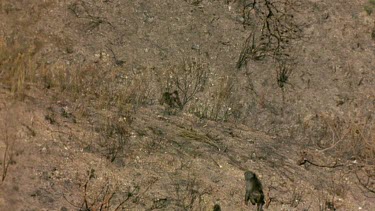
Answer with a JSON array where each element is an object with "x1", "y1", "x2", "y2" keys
[
  {"x1": 0, "y1": 41, "x2": 38, "y2": 99},
  {"x1": 190, "y1": 75, "x2": 241, "y2": 122},
  {"x1": 303, "y1": 108, "x2": 375, "y2": 163},
  {"x1": 0, "y1": 106, "x2": 19, "y2": 183}
]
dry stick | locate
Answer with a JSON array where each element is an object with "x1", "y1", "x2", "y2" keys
[
  {"x1": 82, "y1": 179, "x2": 90, "y2": 210},
  {"x1": 318, "y1": 127, "x2": 349, "y2": 153},
  {"x1": 1, "y1": 144, "x2": 9, "y2": 182},
  {"x1": 97, "y1": 185, "x2": 115, "y2": 211},
  {"x1": 1, "y1": 123, "x2": 14, "y2": 183},
  {"x1": 298, "y1": 158, "x2": 343, "y2": 168},
  {"x1": 114, "y1": 179, "x2": 157, "y2": 211},
  {"x1": 113, "y1": 190, "x2": 136, "y2": 211},
  {"x1": 61, "y1": 171, "x2": 95, "y2": 209},
  {"x1": 62, "y1": 193, "x2": 81, "y2": 209},
  {"x1": 265, "y1": 188, "x2": 272, "y2": 208},
  {"x1": 104, "y1": 191, "x2": 116, "y2": 210},
  {"x1": 92, "y1": 182, "x2": 109, "y2": 210},
  {"x1": 355, "y1": 171, "x2": 375, "y2": 195}
]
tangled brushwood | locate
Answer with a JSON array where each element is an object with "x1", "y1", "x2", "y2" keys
[{"x1": 237, "y1": 0, "x2": 303, "y2": 70}]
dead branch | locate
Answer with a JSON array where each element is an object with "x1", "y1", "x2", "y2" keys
[
  {"x1": 355, "y1": 171, "x2": 375, "y2": 196},
  {"x1": 1, "y1": 124, "x2": 15, "y2": 183},
  {"x1": 174, "y1": 58, "x2": 208, "y2": 107},
  {"x1": 238, "y1": 0, "x2": 303, "y2": 70},
  {"x1": 298, "y1": 158, "x2": 343, "y2": 168},
  {"x1": 1, "y1": 144, "x2": 10, "y2": 182},
  {"x1": 297, "y1": 152, "x2": 343, "y2": 169},
  {"x1": 68, "y1": 0, "x2": 114, "y2": 32}
]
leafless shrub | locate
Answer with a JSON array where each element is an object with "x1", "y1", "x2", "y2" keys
[
  {"x1": 41, "y1": 62, "x2": 153, "y2": 112},
  {"x1": 237, "y1": 0, "x2": 304, "y2": 95},
  {"x1": 172, "y1": 178, "x2": 212, "y2": 210},
  {"x1": 63, "y1": 169, "x2": 139, "y2": 211},
  {"x1": 96, "y1": 117, "x2": 130, "y2": 163},
  {"x1": 355, "y1": 168, "x2": 375, "y2": 197},
  {"x1": 164, "y1": 57, "x2": 209, "y2": 109},
  {"x1": 241, "y1": 0, "x2": 303, "y2": 59},
  {"x1": 68, "y1": 0, "x2": 114, "y2": 32}
]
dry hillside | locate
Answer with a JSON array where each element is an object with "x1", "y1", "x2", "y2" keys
[{"x1": 0, "y1": 0, "x2": 374, "y2": 210}]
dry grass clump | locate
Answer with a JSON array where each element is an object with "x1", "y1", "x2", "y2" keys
[
  {"x1": 0, "y1": 107, "x2": 19, "y2": 183},
  {"x1": 0, "y1": 38, "x2": 154, "y2": 113},
  {"x1": 96, "y1": 116, "x2": 130, "y2": 163},
  {"x1": 303, "y1": 108, "x2": 375, "y2": 163},
  {"x1": 0, "y1": 39, "x2": 38, "y2": 99},
  {"x1": 189, "y1": 75, "x2": 241, "y2": 122},
  {"x1": 39, "y1": 63, "x2": 154, "y2": 110},
  {"x1": 1, "y1": 37, "x2": 236, "y2": 124}
]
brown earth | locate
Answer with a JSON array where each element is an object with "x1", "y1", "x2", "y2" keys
[{"x1": 0, "y1": 0, "x2": 375, "y2": 210}]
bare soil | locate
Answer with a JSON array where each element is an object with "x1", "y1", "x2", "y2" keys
[{"x1": 0, "y1": 0, "x2": 375, "y2": 210}]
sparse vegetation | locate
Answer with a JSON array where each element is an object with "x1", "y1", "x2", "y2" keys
[
  {"x1": 0, "y1": 44, "x2": 37, "y2": 99},
  {"x1": 356, "y1": 169, "x2": 375, "y2": 196},
  {"x1": 63, "y1": 169, "x2": 140, "y2": 211},
  {"x1": 238, "y1": 0, "x2": 303, "y2": 65},
  {"x1": 0, "y1": 108, "x2": 17, "y2": 183},
  {"x1": 172, "y1": 177, "x2": 212, "y2": 210},
  {"x1": 0, "y1": 0, "x2": 374, "y2": 210},
  {"x1": 364, "y1": 5, "x2": 373, "y2": 15},
  {"x1": 167, "y1": 56, "x2": 209, "y2": 109},
  {"x1": 190, "y1": 76, "x2": 239, "y2": 121},
  {"x1": 289, "y1": 188, "x2": 303, "y2": 208},
  {"x1": 302, "y1": 111, "x2": 375, "y2": 163},
  {"x1": 365, "y1": 0, "x2": 375, "y2": 15},
  {"x1": 96, "y1": 117, "x2": 129, "y2": 163},
  {"x1": 318, "y1": 191, "x2": 337, "y2": 211},
  {"x1": 237, "y1": 0, "x2": 303, "y2": 106}
]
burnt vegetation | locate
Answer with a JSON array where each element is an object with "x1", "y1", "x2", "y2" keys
[
  {"x1": 237, "y1": 0, "x2": 303, "y2": 90},
  {"x1": 0, "y1": 0, "x2": 374, "y2": 210}
]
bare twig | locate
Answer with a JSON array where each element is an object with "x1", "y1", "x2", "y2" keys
[
  {"x1": 1, "y1": 124, "x2": 15, "y2": 183},
  {"x1": 298, "y1": 157, "x2": 343, "y2": 169},
  {"x1": 297, "y1": 151, "x2": 343, "y2": 168},
  {"x1": 238, "y1": 0, "x2": 303, "y2": 70},
  {"x1": 355, "y1": 171, "x2": 375, "y2": 195},
  {"x1": 68, "y1": 0, "x2": 114, "y2": 32},
  {"x1": 1, "y1": 144, "x2": 10, "y2": 182},
  {"x1": 170, "y1": 57, "x2": 209, "y2": 108}
]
